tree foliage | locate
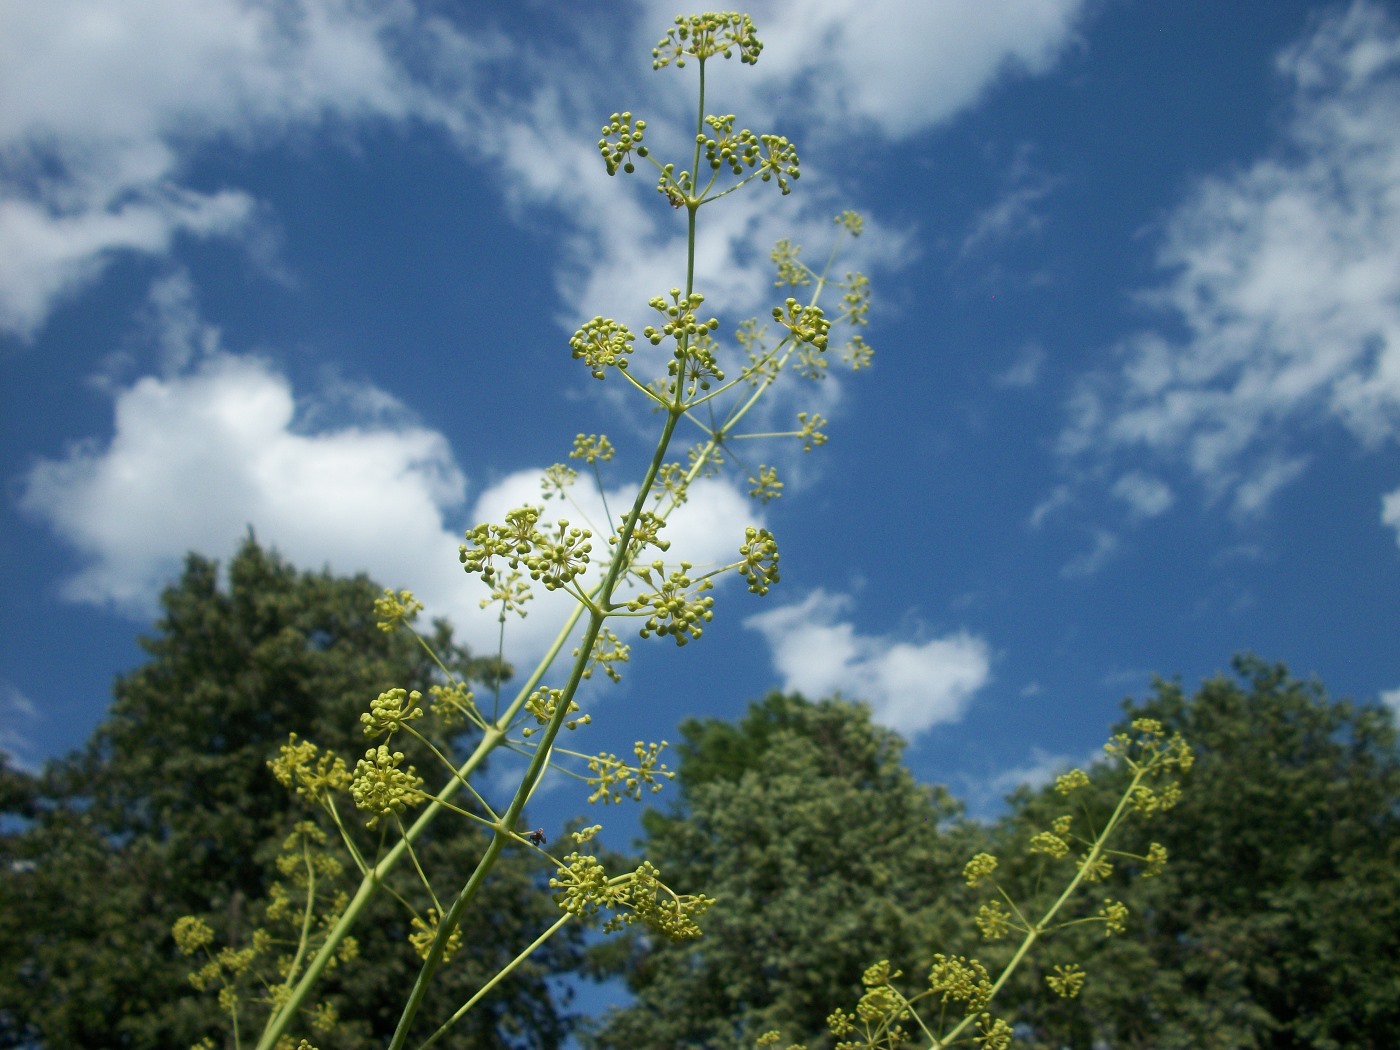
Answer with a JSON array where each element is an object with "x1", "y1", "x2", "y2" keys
[
  {"x1": 998, "y1": 655, "x2": 1400, "y2": 1049},
  {"x1": 583, "y1": 693, "x2": 975, "y2": 1049},
  {"x1": 0, "y1": 537, "x2": 579, "y2": 1049},
  {"x1": 584, "y1": 660, "x2": 1400, "y2": 1050}
]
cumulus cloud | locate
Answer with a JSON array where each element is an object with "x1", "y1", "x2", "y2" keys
[
  {"x1": 454, "y1": 469, "x2": 765, "y2": 662},
  {"x1": 20, "y1": 351, "x2": 467, "y2": 612},
  {"x1": 747, "y1": 0, "x2": 1090, "y2": 139},
  {"x1": 744, "y1": 589, "x2": 991, "y2": 738},
  {"x1": 18, "y1": 277, "x2": 770, "y2": 671},
  {"x1": 20, "y1": 346, "x2": 769, "y2": 666},
  {"x1": 1057, "y1": 1, "x2": 1400, "y2": 518},
  {"x1": 21, "y1": 347, "x2": 769, "y2": 660}
]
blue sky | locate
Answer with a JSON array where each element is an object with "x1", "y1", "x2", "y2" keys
[{"x1": 3, "y1": 0, "x2": 1400, "y2": 831}]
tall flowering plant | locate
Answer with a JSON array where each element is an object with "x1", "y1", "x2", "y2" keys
[{"x1": 175, "y1": 13, "x2": 876, "y2": 1049}]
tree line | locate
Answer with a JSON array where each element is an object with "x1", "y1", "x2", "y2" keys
[{"x1": 3, "y1": 540, "x2": 1396, "y2": 1048}]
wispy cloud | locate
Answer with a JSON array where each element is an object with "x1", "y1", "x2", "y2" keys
[
  {"x1": 1111, "y1": 471, "x2": 1174, "y2": 520},
  {"x1": 959, "y1": 147, "x2": 1063, "y2": 259},
  {"x1": 0, "y1": 683, "x2": 40, "y2": 772},
  {"x1": 1, "y1": 1, "x2": 1094, "y2": 341},
  {"x1": 994, "y1": 342, "x2": 1047, "y2": 389},
  {"x1": 0, "y1": 0, "x2": 498, "y2": 338},
  {"x1": 986, "y1": 746, "x2": 1076, "y2": 798},
  {"x1": 1028, "y1": 484, "x2": 1073, "y2": 529},
  {"x1": 744, "y1": 589, "x2": 992, "y2": 738},
  {"x1": 1382, "y1": 486, "x2": 1400, "y2": 546},
  {"x1": 1057, "y1": 1, "x2": 1400, "y2": 519},
  {"x1": 1060, "y1": 528, "x2": 1119, "y2": 579}
]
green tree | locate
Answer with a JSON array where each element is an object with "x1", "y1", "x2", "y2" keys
[
  {"x1": 584, "y1": 693, "x2": 975, "y2": 1049},
  {"x1": 0, "y1": 537, "x2": 580, "y2": 1049},
  {"x1": 997, "y1": 655, "x2": 1400, "y2": 1050}
]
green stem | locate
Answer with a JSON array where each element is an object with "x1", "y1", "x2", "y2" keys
[
  {"x1": 407, "y1": 724, "x2": 500, "y2": 821},
  {"x1": 416, "y1": 914, "x2": 574, "y2": 1050},
  {"x1": 282, "y1": 837, "x2": 319, "y2": 989},
  {"x1": 387, "y1": 407, "x2": 685, "y2": 1048},
  {"x1": 687, "y1": 59, "x2": 704, "y2": 295}
]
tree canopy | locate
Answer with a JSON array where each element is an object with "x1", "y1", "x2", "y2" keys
[
  {"x1": 996, "y1": 655, "x2": 1400, "y2": 1049},
  {"x1": 584, "y1": 692, "x2": 976, "y2": 1049},
  {"x1": 6, "y1": 554, "x2": 1395, "y2": 1050},
  {"x1": 585, "y1": 660, "x2": 1400, "y2": 1050},
  {"x1": 0, "y1": 537, "x2": 579, "y2": 1049}
]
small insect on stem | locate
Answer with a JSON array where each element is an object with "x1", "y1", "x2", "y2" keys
[{"x1": 527, "y1": 828, "x2": 547, "y2": 846}]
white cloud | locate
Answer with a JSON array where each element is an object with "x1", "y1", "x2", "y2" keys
[
  {"x1": 0, "y1": 683, "x2": 40, "y2": 772},
  {"x1": 0, "y1": 1, "x2": 1086, "y2": 341},
  {"x1": 0, "y1": 3, "x2": 916, "y2": 520},
  {"x1": 18, "y1": 276, "x2": 771, "y2": 675},
  {"x1": 1028, "y1": 483, "x2": 1073, "y2": 529},
  {"x1": 744, "y1": 589, "x2": 991, "y2": 738},
  {"x1": 0, "y1": 189, "x2": 256, "y2": 337},
  {"x1": 0, "y1": 0, "x2": 498, "y2": 338},
  {"x1": 452, "y1": 469, "x2": 765, "y2": 664},
  {"x1": 1383, "y1": 485, "x2": 1400, "y2": 544},
  {"x1": 958, "y1": 743, "x2": 1097, "y2": 819},
  {"x1": 20, "y1": 345, "x2": 772, "y2": 669},
  {"x1": 995, "y1": 343, "x2": 1047, "y2": 389},
  {"x1": 985, "y1": 746, "x2": 1076, "y2": 797},
  {"x1": 20, "y1": 351, "x2": 467, "y2": 613},
  {"x1": 961, "y1": 182, "x2": 1054, "y2": 256},
  {"x1": 1230, "y1": 454, "x2": 1310, "y2": 518},
  {"x1": 1057, "y1": 1, "x2": 1400, "y2": 518},
  {"x1": 1381, "y1": 686, "x2": 1400, "y2": 719},
  {"x1": 1060, "y1": 528, "x2": 1118, "y2": 579},
  {"x1": 748, "y1": 0, "x2": 1090, "y2": 139},
  {"x1": 960, "y1": 147, "x2": 1063, "y2": 259},
  {"x1": 1111, "y1": 470, "x2": 1174, "y2": 519},
  {"x1": 20, "y1": 337, "x2": 771, "y2": 666}
]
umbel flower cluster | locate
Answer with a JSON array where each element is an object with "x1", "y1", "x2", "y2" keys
[
  {"x1": 551, "y1": 852, "x2": 715, "y2": 941},
  {"x1": 171, "y1": 12, "x2": 881, "y2": 1050},
  {"x1": 173, "y1": 823, "x2": 358, "y2": 1050}
]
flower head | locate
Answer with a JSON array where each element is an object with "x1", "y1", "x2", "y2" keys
[
  {"x1": 360, "y1": 688, "x2": 424, "y2": 738},
  {"x1": 350, "y1": 745, "x2": 426, "y2": 827},
  {"x1": 652, "y1": 12, "x2": 762, "y2": 69}
]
